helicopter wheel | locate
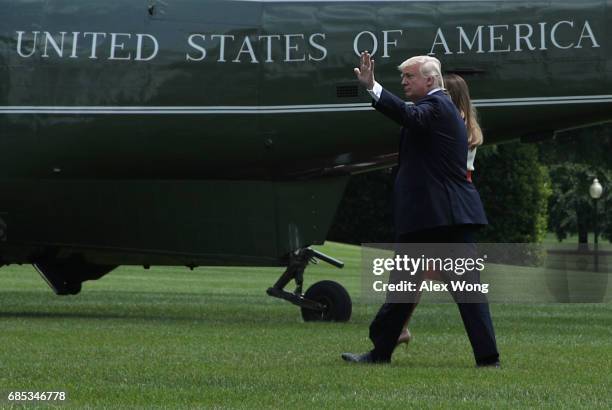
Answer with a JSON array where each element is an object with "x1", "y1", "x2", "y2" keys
[{"x1": 301, "y1": 280, "x2": 352, "y2": 322}]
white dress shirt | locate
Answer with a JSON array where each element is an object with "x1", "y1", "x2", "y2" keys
[{"x1": 367, "y1": 82, "x2": 442, "y2": 102}]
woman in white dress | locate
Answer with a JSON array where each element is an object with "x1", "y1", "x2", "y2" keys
[{"x1": 445, "y1": 73, "x2": 484, "y2": 183}]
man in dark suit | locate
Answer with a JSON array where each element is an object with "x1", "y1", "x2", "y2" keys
[{"x1": 342, "y1": 53, "x2": 500, "y2": 367}]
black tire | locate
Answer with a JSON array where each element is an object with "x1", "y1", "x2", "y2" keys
[{"x1": 301, "y1": 280, "x2": 352, "y2": 322}]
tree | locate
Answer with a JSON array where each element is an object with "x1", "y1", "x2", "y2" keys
[
  {"x1": 547, "y1": 164, "x2": 611, "y2": 243},
  {"x1": 539, "y1": 125, "x2": 612, "y2": 243}
]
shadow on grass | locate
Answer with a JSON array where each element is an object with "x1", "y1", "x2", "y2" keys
[
  {"x1": 0, "y1": 309, "x2": 309, "y2": 325},
  {"x1": 0, "y1": 290, "x2": 310, "y2": 324}
]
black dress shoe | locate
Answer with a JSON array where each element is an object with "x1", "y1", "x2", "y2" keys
[{"x1": 341, "y1": 352, "x2": 389, "y2": 364}]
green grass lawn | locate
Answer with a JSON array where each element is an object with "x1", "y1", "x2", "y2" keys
[
  {"x1": 1, "y1": 242, "x2": 611, "y2": 409},
  {"x1": 543, "y1": 232, "x2": 611, "y2": 245}
]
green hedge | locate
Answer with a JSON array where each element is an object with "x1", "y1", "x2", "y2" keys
[{"x1": 473, "y1": 143, "x2": 551, "y2": 243}]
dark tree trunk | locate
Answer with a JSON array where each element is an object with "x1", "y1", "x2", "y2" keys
[
  {"x1": 577, "y1": 218, "x2": 589, "y2": 251},
  {"x1": 578, "y1": 228, "x2": 588, "y2": 244}
]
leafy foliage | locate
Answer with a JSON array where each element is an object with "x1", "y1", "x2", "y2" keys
[
  {"x1": 547, "y1": 163, "x2": 611, "y2": 242},
  {"x1": 473, "y1": 143, "x2": 552, "y2": 243},
  {"x1": 539, "y1": 126, "x2": 612, "y2": 243}
]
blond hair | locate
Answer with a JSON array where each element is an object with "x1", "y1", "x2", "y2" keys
[
  {"x1": 443, "y1": 73, "x2": 483, "y2": 149},
  {"x1": 398, "y1": 56, "x2": 444, "y2": 88}
]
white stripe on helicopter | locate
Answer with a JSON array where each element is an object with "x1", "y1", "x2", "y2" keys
[{"x1": 2, "y1": 95, "x2": 612, "y2": 114}]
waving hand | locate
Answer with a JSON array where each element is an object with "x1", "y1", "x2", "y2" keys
[{"x1": 353, "y1": 51, "x2": 375, "y2": 90}]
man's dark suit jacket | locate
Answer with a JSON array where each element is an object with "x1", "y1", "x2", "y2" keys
[{"x1": 373, "y1": 88, "x2": 488, "y2": 235}]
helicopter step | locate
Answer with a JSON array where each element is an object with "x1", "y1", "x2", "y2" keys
[{"x1": 34, "y1": 253, "x2": 116, "y2": 295}]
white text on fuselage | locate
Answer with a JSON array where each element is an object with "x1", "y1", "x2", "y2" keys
[
  {"x1": 13, "y1": 31, "x2": 328, "y2": 63},
  {"x1": 430, "y1": 21, "x2": 599, "y2": 55},
  {"x1": 12, "y1": 20, "x2": 600, "y2": 63}
]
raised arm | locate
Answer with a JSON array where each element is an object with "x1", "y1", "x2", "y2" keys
[
  {"x1": 375, "y1": 90, "x2": 437, "y2": 131},
  {"x1": 354, "y1": 52, "x2": 436, "y2": 131}
]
